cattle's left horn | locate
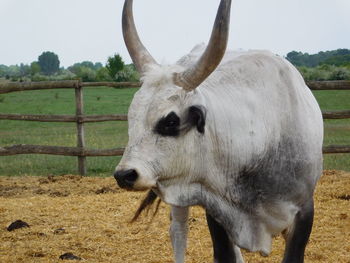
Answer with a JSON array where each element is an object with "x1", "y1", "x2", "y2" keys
[
  {"x1": 122, "y1": 0, "x2": 158, "y2": 74},
  {"x1": 174, "y1": 0, "x2": 232, "y2": 91}
]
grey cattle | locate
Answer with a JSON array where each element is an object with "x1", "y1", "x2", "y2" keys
[{"x1": 114, "y1": 0, "x2": 323, "y2": 262}]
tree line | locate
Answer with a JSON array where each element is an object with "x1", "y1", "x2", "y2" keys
[
  {"x1": 1, "y1": 49, "x2": 349, "y2": 82},
  {"x1": 286, "y1": 49, "x2": 350, "y2": 81},
  {"x1": 0, "y1": 51, "x2": 139, "y2": 83}
]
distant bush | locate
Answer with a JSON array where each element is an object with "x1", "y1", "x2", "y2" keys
[
  {"x1": 0, "y1": 65, "x2": 8, "y2": 78},
  {"x1": 54, "y1": 70, "x2": 77, "y2": 81},
  {"x1": 96, "y1": 67, "x2": 113, "y2": 82},
  {"x1": 329, "y1": 67, "x2": 350, "y2": 80},
  {"x1": 115, "y1": 64, "x2": 140, "y2": 82},
  {"x1": 298, "y1": 66, "x2": 328, "y2": 81},
  {"x1": 31, "y1": 70, "x2": 76, "y2": 82},
  {"x1": 297, "y1": 65, "x2": 350, "y2": 81},
  {"x1": 77, "y1": 67, "x2": 97, "y2": 82},
  {"x1": 68, "y1": 61, "x2": 102, "y2": 76},
  {"x1": 30, "y1": 62, "x2": 41, "y2": 76}
]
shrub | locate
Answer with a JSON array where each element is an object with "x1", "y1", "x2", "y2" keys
[
  {"x1": 76, "y1": 67, "x2": 97, "y2": 82},
  {"x1": 31, "y1": 70, "x2": 76, "y2": 82},
  {"x1": 31, "y1": 73, "x2": 49, "y2": 82},
  {"x1": 297, "y1": 65, "x2": 350, "y2": 81},
  {"x1": 115, "y1": 64, "x2": 140, "y2": 82},
  {"x1": 329, "y1": 67, "x2": 350, "y2": 80},
  {"x1": 54, "y1": 70, "x2": 76, "y2": 81},
  {"x1": 96, "y1": 67, "x2": 113, "y2": 81}
]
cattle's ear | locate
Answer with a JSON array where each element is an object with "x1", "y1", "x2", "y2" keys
[{"x1": 187, "y1": 105, "x2": 206, "y2": 134}]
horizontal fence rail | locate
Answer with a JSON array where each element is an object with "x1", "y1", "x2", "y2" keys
[
  {"x1": 323, "y1": 145, "x2": 350, "y2": 154},
  {"x1": 0, "y1": 114, "x2": 128, "y2": 122},
  {"x1": 0, "y1": 145, "x2": 125, "y2": 157},
  {"x1": 0, "y1": 80, "x2": 349, "y2": 175},
  {"x1": 0, "y1": 80, "x2": 141, "y2": 94},
  {"x1": 306, "y1": 80, "x2": 350, "y2": 90},
  {"x1": 322, "y1": 110, "x2": 350, "y2": 119},
  {"x1": 1, "y1": 111, "x2": 349, "y2": 122},
  {"x1": 1, "y1": 145, "x2": 349, "y2": 157},
  {"x1": 81, "y1": 81, "x2": 141, "y2": 88},
  {"x1": 0, "y1": 80, "x2": 79, "y2": 94}
]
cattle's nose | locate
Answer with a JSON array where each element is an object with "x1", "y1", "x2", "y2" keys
[{"x1": 114, "y1": 169, "x2": 138, "y2": 189}]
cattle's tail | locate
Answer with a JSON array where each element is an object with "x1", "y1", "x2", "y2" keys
[{"x1": 130, "y1": 190, "x2": 161, "y2": 223}]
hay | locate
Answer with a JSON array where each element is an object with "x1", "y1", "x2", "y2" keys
[{"x1": 0, "y1": 171, "x2": 349, "y2": 263}]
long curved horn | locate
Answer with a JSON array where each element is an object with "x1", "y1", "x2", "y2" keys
[
  {"x1": 122, "y1": 0, "x2": 157, "y2": 74},
  {"x1": 174, "y1": 0, "x2": 232, "y2": 91}
]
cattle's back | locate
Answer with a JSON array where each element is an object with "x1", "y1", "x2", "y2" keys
[{"x1": 182, "y1": 45, "x2": 323, "y2": 175}]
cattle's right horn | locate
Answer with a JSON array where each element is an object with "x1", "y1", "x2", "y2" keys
[
  {"x1": 174, "y1": 0, "x2": 232, "y2": 91},
  {"x1": 122, "y1": 0, "x2": 158, "y2": 74}
]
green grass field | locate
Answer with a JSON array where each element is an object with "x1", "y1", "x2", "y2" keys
[{"x1": 0, "y1": 87, "x2": 349, "y2": 176}]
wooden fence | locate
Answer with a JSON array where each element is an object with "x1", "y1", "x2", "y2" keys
[{"x1": 0, "y1": 80, "x2": 349, "y2": 176}]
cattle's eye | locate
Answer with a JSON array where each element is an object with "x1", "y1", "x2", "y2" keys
[{"x1": 154, "y1": 112, "x2": 180, "y2": 137}]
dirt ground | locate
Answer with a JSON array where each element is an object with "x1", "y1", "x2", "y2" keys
[{"x1": 0, "y1": 171, "x2": 349, "y2": 263}]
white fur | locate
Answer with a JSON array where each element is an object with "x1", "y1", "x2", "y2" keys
[{"x1": 116, "y1": 45, "x2": 323, "y2": 257}]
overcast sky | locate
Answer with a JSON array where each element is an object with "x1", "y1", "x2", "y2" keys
[{"x1": 1, "y1": 0, "x2": 349, "y2": 67}]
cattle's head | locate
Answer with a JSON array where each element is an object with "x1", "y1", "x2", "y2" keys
[{"x1": 114, "y1": 0, "x2": 232, "y2": 192}]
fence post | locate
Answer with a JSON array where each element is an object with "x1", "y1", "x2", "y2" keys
[{"x1": 75, "y1": 81, "x2": 87, "y2": 176}]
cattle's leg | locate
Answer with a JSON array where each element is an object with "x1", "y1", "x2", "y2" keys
[
  {"x1": 206, "y1": 212, "x2": 244, "y2": 263},
  {"x1": 282, "y1": 199, "x2": 314, "y2": 263},
  {"x1": 170, "y1": 206, "x2": 189, "y2": 263}
]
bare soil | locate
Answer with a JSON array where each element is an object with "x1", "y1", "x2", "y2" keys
[{"x1": 0, "y1": 171, "x2": 349, "y2": 263}]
